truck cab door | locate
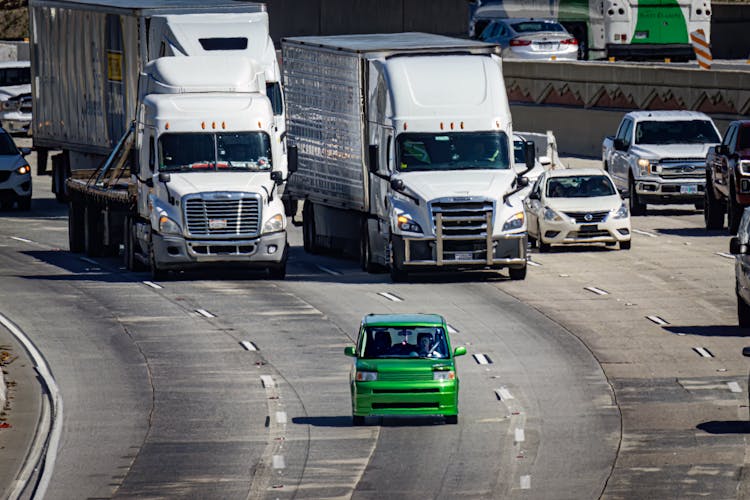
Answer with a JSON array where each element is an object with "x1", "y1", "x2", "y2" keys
[{"x1": 137, "y1": 129, "x2": 157, "y2": 219}]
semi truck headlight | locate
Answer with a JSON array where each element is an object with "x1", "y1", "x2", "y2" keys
[
  {"x1": 158, "y1": 216, "x2": 181, "y2": 235},
  {"x1": 612, "y1": 202, "x2": 629, "y2": 219},
  {"x1": 16, "y1": 165, "x2": 30, "y2": 175},
  {"x1": 502, "y1": 211, "x2": 525, "y2": 231},
  {"x1": 397, "y1": 214, "x2": 423, "y2": 233},
  {"x1": 543, "y1": 207, "x2": 562, "y2": 222},
  {"x1": 263, "y1": 213, "x2": 285, "y2": 233},
  {"x1": 355, "y1": 371, "x2": 378, "y2": 381}
]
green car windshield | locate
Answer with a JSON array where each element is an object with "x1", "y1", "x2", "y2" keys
[{"x1": 362, "y1": 326, "x2": 449, "y2": 359}]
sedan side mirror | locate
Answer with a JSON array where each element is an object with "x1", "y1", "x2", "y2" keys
[
  {"x1": 730, "y1": 236, "x2": 746, "y2": 255},
  {"x1": 344, "y1": 346, "x2": 356, "y2": 357},
  {"x1": 453, "y1": 346, "x2": 467, "y2": 357},
  {"x1": 19, "y1": 147, "x2": 31, "y2": 157}
]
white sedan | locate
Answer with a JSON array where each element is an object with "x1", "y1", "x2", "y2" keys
[{"x1": 524, "y1": 169, "x2": 631, "y2": 251}]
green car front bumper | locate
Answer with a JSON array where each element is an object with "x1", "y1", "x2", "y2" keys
[{"x1": 352, "y1": 379, "x2": 458, "y2": 417}]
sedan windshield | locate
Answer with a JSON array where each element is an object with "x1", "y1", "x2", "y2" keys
[
  {"x1": 511, "y1": 21, "x2": 565, "y2": 33},
  {"x1": 361, "y1": 326, "x2": 449, "y2": 359},
  {"x1": 158, "y1": 132, "x2": 272, "y2": 172},
  {"x1": 547, "y1": 175, "x2": 616, "y2": 198},
  {"x1": 635, "y1": 120, "x2": 720, "y2": 145},
  {"x1": 397, "y1": 132, "x2": 510, "y2": 172}
]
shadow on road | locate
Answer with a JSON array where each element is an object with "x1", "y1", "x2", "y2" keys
[
  {"x1": 292, "y1": 415, "x2": 454, "y2": 427},
  {"x1": 662, "y1": 325, "x2": 750, "y2": 337},
  {"x1": 654, "y1": 227, "x2": 730, "y2": 238},
  {"x1": 697, "y1": 421, "x2": 750, "y2": 434},
  {"x1": 292, "y1": 416, "x2": 353, "y2": 427}
]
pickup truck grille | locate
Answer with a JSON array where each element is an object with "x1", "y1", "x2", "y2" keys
[
  {"x1": 658, "y1": 158, "x2": 705, "y2": 179},
  {"x1": 431, "y1": 199, "x2": 494, "y2": 237},
  {"x1": 184, "y1": 193, "x2": 260, "y2": 237},
  {"x1": 563, "y1": 211, "x2": 609, "y2": 223}
]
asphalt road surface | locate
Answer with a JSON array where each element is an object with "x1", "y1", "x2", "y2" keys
[{"x1": 0, "y1": 146, "x2": 748, "y2": 499}]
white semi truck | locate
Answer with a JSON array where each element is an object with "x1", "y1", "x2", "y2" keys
[
  {"x1": 282, "y1": 33, "x2": 534, "y2": 281},
  {"x1": 29, "y1": 0, "x2": 286, "y2": 201}
]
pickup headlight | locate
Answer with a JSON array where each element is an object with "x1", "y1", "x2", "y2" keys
[
  {"x1": 740, "y1": 161, "x2": 750, "y2": 175},
  {"x1": 355, "y1": 371, "x2": 378, "y2": 381},
  {"x1": 158, "y1": 215, "x2": 181, "y2": 235},
  {"x1": 637, "y1": 158, "x2": 652, "y2": 176},
  {"x1": 502, "y1": 211, "x2": 525, "y2": 231},
  {"x1": 543, "y1": 207, "x2": 563, "y2": 222},
  {"x1": 16, "y1": 165, "x2": 30, "y2": 175},
  {"x1": 262, "y1": 213, "x2": 285, "y2": 233},
  {"x1": 397, "y1": 214, "x2": 423, "y2": 233},
  {"x1": 612, "y1": 202, "x2": 629, "y2": 219}
]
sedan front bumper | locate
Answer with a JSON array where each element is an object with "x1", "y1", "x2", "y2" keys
[{"x1": 540, "y1": 215, "x2": 630, "y2": 246}]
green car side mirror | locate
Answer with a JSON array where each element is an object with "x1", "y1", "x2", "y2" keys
[
  {"x1": 453, "y1": 346, "x2": 467, "y2": 357},
  {"x1": 344, "y1": 346, "x2": 356, "y2": 357}
]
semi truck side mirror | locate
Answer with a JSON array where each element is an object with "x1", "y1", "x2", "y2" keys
[
  {"x1": 524, "y1": 141, "x2": 535, "y2": 170},
  {"x1": 516, "y1": 176, "x2": 529, "y2": 188},
  {"x1": 271, "y1": 171, "x2": 283, "y2": 185},
  {"x1": 158, "y1": 172, "x2": 171, "y2": 183},
  {"x1": 390, "y1": 178, "x2": 404, "y2": 191},
  {"x1": 287, "y1": 144, "x2": 298, "y2": 173},
  {"x1": 369, "y1": 144, "x2": 379, "y2": 173}
]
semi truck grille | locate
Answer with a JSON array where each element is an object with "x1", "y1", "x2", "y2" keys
[
  {"x1": 184, "y1": 194, "x2": 260, "y2": 237},
  {"x1": 431, "y1": 199, "x2": 494, "y2": 237},
  {"x1": 563, "y1": 211, "x2": 609, "y2": 223}
]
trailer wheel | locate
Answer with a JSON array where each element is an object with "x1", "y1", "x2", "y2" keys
[
  {"x1": 68, "y1": 201, "x2": 85, "y2": 253},
  {"x1": 302, "y1": 200, "x2": 318, "y2": 254},
  {"x1": 84, "y1": 203, "x2": 103, "y2": 257}
]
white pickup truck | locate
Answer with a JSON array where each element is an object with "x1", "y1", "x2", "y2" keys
[{"x1": 602, "y1": 110, "x2": 721, "y2": 215}]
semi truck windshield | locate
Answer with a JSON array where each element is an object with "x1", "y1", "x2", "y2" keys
[
  {"x1": 159, "y1": 132, "x2": 272, "y2": 171},
  {"x1": 397, "y1": 132, "x2": 510, "y2": 172}
]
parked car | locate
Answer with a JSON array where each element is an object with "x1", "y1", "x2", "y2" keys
[
  {"x1": 345, "y1": 313, "x2": 466, "y2": 425},
  {"x1": 0, "y1": 126, "x2": 32, "y2": 210},
  {"x1": 730, "y1": 207, "x2": 750, "y2": 327},
  {"x1": 524, "y1": 168, "x2": 631, "y2": 251},
  {"x1": 0, "y1": 61, "x2": 31, "y2": 135},
  {"x1": 478, "y1": 18, "x2": 579, "y2": 61},
  {"x1": 705, "y1": 120, "x2": 750, "y2": 233},
  {"x1": 602, "y1": 111, "x2": 721, "y2": 215}
]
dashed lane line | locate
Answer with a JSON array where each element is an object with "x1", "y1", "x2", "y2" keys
[
  {"x1": 716, "y1": 252, "x2": 735, "y2": 260},
  {"x1": 447, "y1": 324, "x2": 459, "y2": 334},
  {"x1": 143, "y1": 281, "x2": 163, "y2": 289},
  {"x1": 240, "y1": 341, "x2": 258, "y2": 351},
  {"x1": 728, "y1": 381, "x2": 743, "y2": 393},
  {"x1": 260, "y1": 375, "x2": 275, "y2": 389},
  {"x1": 196, "y1": 309, "x2": 216, "y2": 318},
  {"x1": 632, "y1": 229, "x2": 658, "y2": 238},
  {"x1": 317, "y1": 265, "x2": 342, "y2": 276},
  {"x1": 10, "y1": 236, "x2": 34, "y2": 244},
  {"x1": 272, "y1": 455, "x2": 286, "y2": 469},
  {"x1": 584, "y1": 286, "x2": 609, "y2": 296},
  {"x1": 693, "y1": 347, "x2": 714, "y2": 358},
  {"x1": 378, "y1": 292, "x2": 403, "y2": 302},
  {"x1": 495, "y1": 387, "x2": 514, "y2": 400},
  {"x1": 276, "y1": 411, "x2": 287, "y2": 424},
  {"x1": 514, "y1": 428, "x2": 525, "y2": 443},
  {"x1": 520, "y1": 475, "x2": 531, "y2": 490},
  {"x1": 646, "y1": 315, "x2": 669, "y2": 326},
  {"x1": 473, "y1": 353, "x2": 492, "y2": 365}
]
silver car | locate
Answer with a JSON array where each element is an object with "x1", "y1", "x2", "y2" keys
[
  {"x1": 0, "y1": 127, "x2": 32, "y2": 210},
  {"x1": 478, "y1": 18, "x2": 579, "y2": 61}
]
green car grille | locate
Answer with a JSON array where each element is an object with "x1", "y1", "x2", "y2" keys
[
  {"x1": 377, "y1": 372, "x2": 433, "y2": 382},
  {"x1": 372, "y1": 402, "x2": 440, "y2": 409}
]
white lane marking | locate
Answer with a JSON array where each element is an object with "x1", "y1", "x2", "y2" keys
[
  {"x1": 646, "y1": 315, "x2": 669, "y2": 325},
  {"x1": 559, "y1": 273, "x2": 570, "y2": 278},
  {"x1": 473, "y1": 353, "x2": 492, "y2": 365},
  {"x1": 378, "y1": 292, "x2": 403, "y2": 302},
  {"x1": 514, "y1": 428, "x2": 525, "y2": 442},
  {"x1": 527, "y1": 260, "x2": 542, "y2": 267},
  {"x1": 317, "y1": 264, "x2": 342, "y2": 276},
  {"x1": 728, "y1": 381, "x2": 742, "y2": 393},
  {"x1": 495, "y1": 387, "x2": 514, "y2": 401},
  {"x1": 260, "y1": 375, "x2": 275, "y2": 389},
  {"x1": 276, "y1": 411, "x2": 287, "y2": 424},
  {"x1": 447, "y1": 324, "x2": 459, "y2": 334},
  {"x1": 240, "y1": 341, "x2": 258, "y2": 351},
  {"x1": 584, "y1": 286, "x2": 609, "y2": 296},
  {"x1": 716, "y1": 252, "x2": 735, "y2": 259},
  {"x1": 196, "y1": 309, "x2": 216, "y2": 318},
  {"x1": 633, "y1": 229, "x2": 657, "y2": 238},
  {"x1": 79, "y1": 257, "x2": 98, "y2": 265},
  {"x1": 10, "y1": 236, "x2": 33, "y2": 244},
  {"x1": 520, "y1": 475, "x2": 531, "y2": 490},
  {"x1": 272, "y1": 455, "x2": 286, "y2": 469},
  {"x1": 693, "y1": 347, "x2": 714, "y2": 358},
  {"x1": 142, "y1": 281, "x2": 163, "y2": 289}
]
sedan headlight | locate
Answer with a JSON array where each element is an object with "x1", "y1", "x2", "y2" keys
[
  {"x1": 543, "y1": 206, "x2": 563, "y2": 222},
  {"x1": 433, "y1": 370, "x2": 455, "y2": 381},
  {"x1": 355, "y1": 371, "x2": 378, "y2": 381},
  {"x1": 397, "y1": 214, "x2": 423, "y2": 233},
  {"x1": 262, "y1": 213, "x2": 285, "y2": 234},
  {"x1": 158, "y1": 215, "x2": 181, "y2": 235},
  {"x1": 16, "y1": 164, "x2": 30, "y2": 175},
  {"x1": 502, "y1": 211, "x2": 524, "y2": 231},
  {"x1": 612, "y1": 202, "x2": 629, "y2": 219}
]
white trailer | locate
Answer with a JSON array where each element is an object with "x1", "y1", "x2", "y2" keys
[{"x1": 283, "y1": 33, "x2": 534, "y2": 282}]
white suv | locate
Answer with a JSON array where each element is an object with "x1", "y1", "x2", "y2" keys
[{"x1": 0, "y1": 61, "x2": 31, "y2": 134}]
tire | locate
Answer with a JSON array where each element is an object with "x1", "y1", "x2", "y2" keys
[
  {"x1": 508, "y1": 265, "x2": 527, "y2": 280},
  {"x1": 694, "y1": 200, "x2": 705, "y2": 210},
  {"x1": 628, "y1": 175, "x2": 646, "y2": 216},
  {"x1": 53, "y1": 157, "x2": 69, "y2": 203},
  {"x1": 603, "y1": 161, "x2": 609, "y2": 173},
  {"x1": 352, "y1": 415, "x2": 365, "y2": 426},
  {"x1": 360, "y1": 219, "x2": 377, "y2": 273},
  {"x1": 268, "y1": 246, "x2": 288, "y2": 280},
  {"x1": 302, "y1": 200, "x2": 318, "y2": 254},
  {"x1": 445, "y1": 415, "x2": 458, "y2": 425},
  {"x1": 704, "y1": 175, "x2": 725, "y2": 230},
  {"x1": 149, "y1": 239, "x2": 168, "y2": 281},
  {"x1": 728, "y1": 183, "x2": 743, "y2": 235},
  {"x1": 68, "y1": 201, "x2": 85, "y2": 253},
  {"x1": 17, "y1": 195, "x2": 31, "y2": 211},
  {"x1": 537, "y1": 223, "x2": 551, "y2": 253},
  {"x1": 123, "y1": 217, "x2": 146, "y2": 271},
  {"x1": 389, "y1": 237, "x2": 409, "y2": 283},
  {"x1": 738, "y1": 290, "x2": 750, "y2": 328},
  {"x1": 528, "y1": 234, "x2": 537, "y2": 249},
  {"x1": 620, "y1": 240, "x2": 631, "y2": 250},
  {"x1": 84, "y1": 203, "x2": 103, "y2": 257}
]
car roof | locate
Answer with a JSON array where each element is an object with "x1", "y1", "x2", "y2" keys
[
  {"x1": 624, "y1": 110, "x2": 713, "y2": 122},
  {"x1": 546, "y1": 168, "x2": 610, "y2": 178},
  {"x1": 363, "y1": 313, "x2": 445, "y2": 327},
  {"x1": 0, "y1": 60, "x2": 30, "y2": 69}
]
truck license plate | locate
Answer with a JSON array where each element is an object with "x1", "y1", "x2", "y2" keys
[
  {"x1": 680, "y1": 185, "x2": 698, "y2": 194},
  {"x1": 454, "y1": 252, "x2": 473, "y2": 261}
]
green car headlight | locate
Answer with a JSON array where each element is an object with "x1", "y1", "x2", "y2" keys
[
  {"x1": 433, "y1": 371, "x2": 455, "y2": 381},
  {"x1": 356, "y1": 371, "x2": 377, "y2": 381}
]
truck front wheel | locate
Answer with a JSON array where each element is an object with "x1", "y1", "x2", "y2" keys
[
  {"x1": 629, "y1": 176, "x2": 646, "y2": 216},
  {"x1": 389, "y1": 237, "x2": 409, "y2": 283},
  {"x1": 508, "y1": 265, "x2": 527, "y2": 280},
  {"x1": 123, "y1": 217, "x2": 146, "y2": 271},
  {"x1": 704, "y1": 176, "x2": 725, "y2": 230},
  {"x1": 149, "y1": 240, "x2": 167, "y2": 281}
]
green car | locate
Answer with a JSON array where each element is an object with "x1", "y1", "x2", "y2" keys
[{"x1": 345, "y1": 313, "x2": 467, "y2": 425}]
